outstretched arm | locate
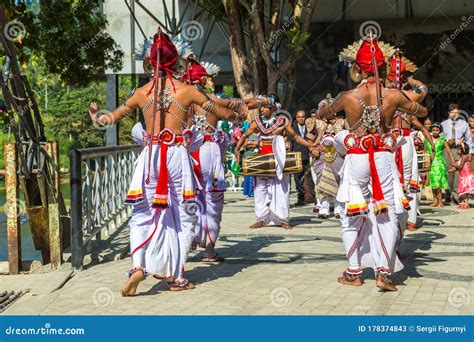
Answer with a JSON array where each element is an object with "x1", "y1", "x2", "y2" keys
[
  {"x1": 403, "y1": 77, "x2": 428, "y2": 102},
  {"x1": 89, "y1": 91, "x2": 139, "y2": 126},
  {"x1": 411, "y1": 116, "x2": 434, "y2": 152},
  {"x1": 192, "y1": 87, "x2": 246, "y2": 123},
  {"x1": 285, "y1": 120, "x2": 316, "y2": 148},
  {"x1": 317, "y1": 92, "x2": 345, "y2": 120},
  {"x1": 234, "y1": 121, "x2": 257, "y2": 163},
  {"x1": 443, "y1": 140, "x2": 456, "y2": 165},
  {"x1": 396, "y1": 90, "x2": 428, "y2": 118}
]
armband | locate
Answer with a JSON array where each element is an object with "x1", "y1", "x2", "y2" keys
[
  {"x1": 119, "y1": 105, "x2": 132, "y2": 117},
  {"x1": 202, "y1": 100, "x2": 220, "y2": 114}
]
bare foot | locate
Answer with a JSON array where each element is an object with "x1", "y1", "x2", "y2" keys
[
  {"x1": 376, "y1": 274, "x2": 397, "y2": 292},
  {"x1": 121, "y1": 270, "x2": 145, "y2": 296},
  {"x1": 337, "y1": 275, "x2": 363, "y2": 286},
  {"x1": 169, "y1": 279, "x2": 196, "y2": 291},
  {"x1": 281, "y1": 223, "x2": 292, "y2": 230},
  {"x1": 435, "y1": 204, "x2": 444, "y2": 208},
  {"x1": 429, "y1": 203, "x2": 438, "y2": 207},
  {"x1": 250, "y1": 221, "x2": 266, "y2": 229}
]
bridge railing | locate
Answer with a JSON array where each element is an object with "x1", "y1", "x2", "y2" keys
[{"x1": 69, "y1": 144, "x2": 142, "y2": 271}]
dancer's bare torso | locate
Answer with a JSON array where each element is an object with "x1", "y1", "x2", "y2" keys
[
  {"x1": 124, "y1": 78, "x2": 235, "y2": 135},
  {"x1": 321, "y1": 82, "x2": 427, "y2": 136}
]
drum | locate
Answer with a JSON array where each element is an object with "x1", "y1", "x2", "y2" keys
[
  {"x1": 417, "y1": 153, "x2": 431, "y2": 172},
  {"x1": 242, "y1": 152, "x2": 303, "y2": 177}
]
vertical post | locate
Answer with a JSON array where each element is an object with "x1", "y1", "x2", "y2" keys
[
  {"x1": 130, "y1": 0, "x2": 136, "y2": 90},
  {"x1": 70, "y1": 149, "x2": 83, "y2": 271},
  {"x1": 4, "y1": 142, "x2": 21, "y2": 274},
  {"x1": 46, "y1": 141, "x2": 62, "y2": 269},
  {"x1": 105, "y1": 74, "x2": 119, "y2": 146}
]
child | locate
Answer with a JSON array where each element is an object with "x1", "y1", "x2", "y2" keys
[
  {"x1": 449, "y1": 142, "x2": 473, "y2": 209},
  {"x1": 425, "y1": 123, "x2": 455, "y2": 207}
]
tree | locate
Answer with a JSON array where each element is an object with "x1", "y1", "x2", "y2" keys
[
  {"x1": 198, "y1": 0, "x2": 318, "y2": 106},
  {"x1": 2, "y1": 0, "x2": 123, "y2": 86}
]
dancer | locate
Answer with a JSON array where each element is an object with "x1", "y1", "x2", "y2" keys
[
  {"x1": 320, "y1": 36, "x2": 428, "y2": 291},
  {"x1": 386, "y1": 51, "x2": 433, "y2": 231},
  {"x1": 426, "y1": 123, "x2": 455, "y2": 208},
  {"x1": 306, "y1": 107, "x2": 348, "y2": 219},
  {"x1": 235, "y1": 95, "x2": 317, "y2": 230},
  {"x1": 449, "y1": 142, "x2": 474, "y2": 209},
  {"x1": 180, "y1": 58, "x2": 246, "y2": 262},
  {"x1": 89, "y1": 29, "x2": 247, "y2": 296}
]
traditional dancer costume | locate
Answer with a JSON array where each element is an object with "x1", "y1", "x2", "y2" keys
[
  {"x1": 335, "y1": 38, "x2": 409, "y2": 287},
  {"x1": 307, "y1": 118, "x2": 348, "y2": 217},
  {"x1": 387, "y1": 52, "x2": 426, "y2": 231},
  {"x1": 123, "y1": 31, "x2": 203, "y2": 289},
  {"x1": 180, "y1": 59, "x2": 230, "y2": 261},
  {"x1": 253, "y1": 111, "x2": 291, "y2": 226}
]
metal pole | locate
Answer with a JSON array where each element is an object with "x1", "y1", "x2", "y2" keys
[
  {"x1": 130, "y1": 0, "x2": 136, "y2": 89},
  {"x1": 105, "y1": 74, "x2": 119, "y2": 146},
  {"x1": 70, "y1": 149, "x2": 83, "y2": 271}
]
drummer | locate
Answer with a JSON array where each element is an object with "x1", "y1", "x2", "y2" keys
[{"x1": 234, "y1": 95, "x2": 317, "y2": 229}]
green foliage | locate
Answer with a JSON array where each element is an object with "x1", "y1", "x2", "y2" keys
[
  {"x1": 43, "y1": 82, "x2": 106, "y2": 151},
  {"x1": 3, "y1": 0, "x2": 124, "y2": 87},
  {"x1": 284, "y1": 27, "x2": 311, "y2": 52}
]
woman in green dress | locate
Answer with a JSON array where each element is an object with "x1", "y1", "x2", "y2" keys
[{"x1": 425, "y1": 123, "x2": 455, "y2": 207}]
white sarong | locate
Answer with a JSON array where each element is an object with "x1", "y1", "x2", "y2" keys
[
  {"x1": 337, "y1": 151, "x2": 406, "y2": 274},
  {"x1": 126, "y1": 125, "x2": 202, "y2": 279},
  {"x1": 254, "y1": 136, "x2": 290, "y2": 225},
  {"x1": 194, "y1": 134, "x2": 228, "y2": 248}
]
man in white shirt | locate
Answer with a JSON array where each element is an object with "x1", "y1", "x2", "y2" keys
[{"x1": 441, "y1": 103, "x2": 473, "y2": 203}]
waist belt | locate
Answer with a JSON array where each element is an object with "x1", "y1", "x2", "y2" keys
[
  {"x1": 392, "y1": 128, "x2": 411, "y2": 138},
  {"x1": 344, "y1": 133, "x2": 396, "y2": 215},
  {"x1": 146, "y1": 129, "x2": 193, "y2": 208}
]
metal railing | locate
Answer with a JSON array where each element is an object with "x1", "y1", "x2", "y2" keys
[{"x1": 70, "y1": 144, "x2": 142, "y2": 271}]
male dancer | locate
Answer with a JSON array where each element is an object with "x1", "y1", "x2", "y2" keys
[
  {"x1": 181, "y1": 58, "x2": 245, "y2": 262},
  {"x1": 306, "y1": 107, "x2": 348, "y2": 219},
  {"x1": 318, "y1": 36, "x2": 428, "y2": 291},
  {"x1": 89, "y1": 29, "x2": 247, "y2": 295},
  {"x1": 235, "y1": 96, "x2": 317, "y2": 229},
  {"x1": 386, "y1": 51, "x2": 433, "y2": 231}
]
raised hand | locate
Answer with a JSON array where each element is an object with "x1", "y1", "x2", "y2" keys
[{"x1": 89, "y1": 102, "x2": 100, "y2": 122}]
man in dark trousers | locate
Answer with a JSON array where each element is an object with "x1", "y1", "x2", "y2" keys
[{"x1": 292, "y1": 109, "x2": 315, "y2": 206}]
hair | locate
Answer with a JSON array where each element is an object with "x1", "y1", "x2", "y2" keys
[
  {"x1": 423, "y1": 117, "x2": 433, "y2": 124},
  {"x1": 430, "y1": 122, "x2": 443, "y2": 132},
  {"x1": 310, "y1": 108, "x2": 317, "y2": 114},
  {"x1": 456, "y1": 142, "x2": 469, "y2": 155},
  {"x1": 296, "y1": 109, "x2": 306, "y2": 117},
  {"x1": 448, "y1": 103, "x2": 459, "y2": 112}
]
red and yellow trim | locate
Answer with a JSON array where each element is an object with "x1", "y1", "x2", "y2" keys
[
  {"x1": 125, "y1": 189, "x2": 144, "y2": 204},
  {"x1": 409, "y1": 179, "x2": 421, "y2": 193},
  {"x1": 346, "y1": 202, "x2": 369, "y2": 217}
]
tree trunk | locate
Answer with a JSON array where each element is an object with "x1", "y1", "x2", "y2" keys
[
  {"x1": 223, "y1": 1, "x2": 255, "y2": 98},
  {"x1": 283, "y1": 65, "x2": 296, "y2": 108},
  {"x1": 249, "y1": 2, "x2": 268, "y2": 94}
]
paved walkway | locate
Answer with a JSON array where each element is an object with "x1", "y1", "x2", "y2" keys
[{"x1": 1, "y1": 192, "x2": 473, "y2": 315}]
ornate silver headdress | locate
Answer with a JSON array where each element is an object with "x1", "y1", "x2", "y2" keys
[{"x1": 200, "y1": 61, "x2": 221, "y2": 77}]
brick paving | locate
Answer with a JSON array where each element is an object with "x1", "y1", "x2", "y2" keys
[{"x1": 1, "y1": 192, "x2": 473, "y2": 315}]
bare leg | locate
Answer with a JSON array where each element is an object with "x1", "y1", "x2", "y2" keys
[
  {"x1": 121, "y1": 269, "x2": 146, "y2": 297},
  {"x1": 430, "y1": 189, "x2": 439, "y2": 207},
  {"x1": 436, "y1": 190, "x2": 444, "y2": 208}
]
